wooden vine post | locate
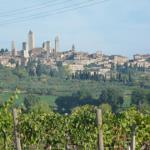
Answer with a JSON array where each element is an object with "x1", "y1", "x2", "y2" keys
[
  {"x1": 131, "y1": 129, "x2": 136, "y2": 150},
  {"x1": 13, "y1": 108, "x2": 22, "y2": 150},
  {"x1": 96, "y1": 109, "x2": 104, "y2": 150}
]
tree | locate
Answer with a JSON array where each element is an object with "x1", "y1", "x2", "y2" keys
[
  {"x1": 23, "y1": 95, "x2": 41, "y2": 112},
  {"x1": 36, "y1": 60, "x2": 50, "y2": 76},
  {"x1": 99, "y1": 103, "x2": 112, "y2": 113},
  {"x1": 99, "y1": 90, "x2": 108, "y2": 103},
  {"x1": 9, "y1": 58, "x2": 16, "y2": 65},
  {"x1": 36, "y1": 60, "x2": 43, "y2": 76},
  {"x1": 58, "y1": 65, "x2": 70, "y2": 79},
  {"x1": 26, "y1": 58, "x2": 37, "y2": 76},
  {"x1": 128, "y1": 71, "x2": 133, "y2": 83},
  {"x1": 0, "y1": 49, "x2": 5, "y2": 55},
  {"x1": 13, "y1": 66, "x2": 28, "y2": 79},
  {"x1": 147, "y1": 92, "x2": 150, "y2": 105},
  {"x1": 99, "y1": 88, "x2": 124, "y2": 112},
  {"x1": 131, "y1": 89, "x2": 146, "y2": 110},
  {"x1": 5, "y1": 49, "x2": 8, "y2": 52}
]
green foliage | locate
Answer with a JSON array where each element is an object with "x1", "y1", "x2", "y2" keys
[
  {"x1": 0, "y1": 90, "x2": 20, "y2": 150},
  {"x1": 69, "y1": 105, "x2": 98, "y2": 149},
  {"x1": 131, "y1": 89, "x2": 150, "y2": 110},
  {"x1": 0, "y1": 94, "x2": 150, "y2": 150},
  {"x1": 13, "y1": 66, "x2": 28, "y2": 79},
  {"x1": 131, "y1": 89, "x2": 145, "y2": 106},
  {"x1": 23, "y1": 94, "x2": 41, "y2": 112},
  {"x1": 0, "y1": 48, "x2": 8, "y2": 55},
  {"x1": 36, "y1": 60, "x2": 50, "y2": 76},
  {"x1": 103, "y1": 107, "x2": 150, "y2": 149},
  {"x1": 99, "y1": 103, "x2": 112, "y2": 113},
  {"x1": 8, "y1": 58, "x2": 16, "y2": 65},
  {"x1": 58, "y1": 65, "x2": 70, "y2": 79},
  {"x1": 19, "y1": 111, "x2": 66, "y2": 149},
  {"x1": 99, "y1": 88, "x2": 124, "y2": 112},
  {"x1": 146, "y1": 58, "x2": 150, "y2": 62}
]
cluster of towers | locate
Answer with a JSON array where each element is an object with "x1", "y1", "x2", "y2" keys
[{"x1": 11, "y1": 30, "x2": 60, "y2": 58}]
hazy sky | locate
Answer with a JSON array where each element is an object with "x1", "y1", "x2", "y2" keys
[{"x1": 0, "y1": 0, "x2": 150, "y2": 57}]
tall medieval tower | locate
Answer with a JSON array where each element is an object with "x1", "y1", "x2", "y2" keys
[
  {"x1": 28, "y1": 30, "x2": 35, "y2": 50},
  {"x1": 11, "y1": 40, "x2": 17, "y2": 56},
  {"x1": 22, "y1": 42, "x2": 29, "y2": 58},
  {"x1": 55, "y1": 35, "x2": 60, "y2": 53}
]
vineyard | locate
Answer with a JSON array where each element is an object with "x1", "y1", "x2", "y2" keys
[{"x1": 0, "y1": 92, "x2": 150, "y2": 150}]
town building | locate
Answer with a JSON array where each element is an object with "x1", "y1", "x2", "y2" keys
[{"x1": 0, "y1": 30, "x2": 149, "y2": 75}]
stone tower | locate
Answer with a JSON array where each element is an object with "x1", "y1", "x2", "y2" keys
[
  {"x1": 42, "y1": 42, "x2": 46, "y2": 50},
  {"x1": 28, "y1": 30, "x2": 35, "y2": 50},
  {"x1": 72, "y1": 44, "x2": 75, "y2": 52},
  {"x1": 22, "y1": 42, "x2": 29, "y2": 58},
  {"x1": 11, "y1": 40, "x2": 17, "y2": 56},
  {"x1": 46, "y1": 41, "x2": 51, "y2": 57},
  {"x1": 45, "y1": 41, "x2": 50, "y2": 52},
  {"x1": 55, "y1": 35, "x2": 60, "y2": 53}
]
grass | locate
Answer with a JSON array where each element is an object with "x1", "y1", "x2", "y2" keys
[
  {"x1": 0, "y1": 91, "x2": 58, "y2": 106},
  {"x1": 0, "y1": 77, "x2": 134, "y2": 105},
  {"x1": 37, "y1": 95, "x2": 57, "y2": 106},
  {"x1": 0, "y1": 67, "x2": 150, "y2": 108}
]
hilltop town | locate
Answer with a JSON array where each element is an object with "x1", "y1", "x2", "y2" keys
[{"x1": 0, "y1": 30, "x2": 150, "y2": 77}]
